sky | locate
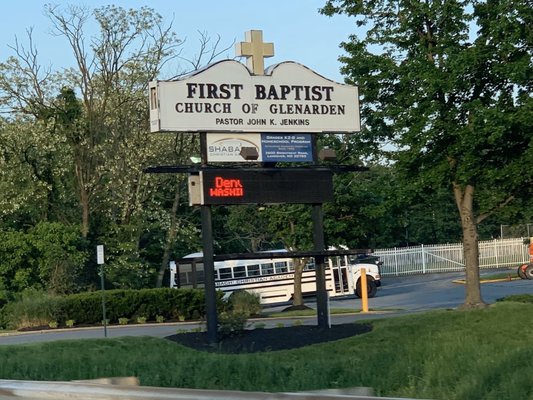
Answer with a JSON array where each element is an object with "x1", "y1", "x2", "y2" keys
[{"x1": 0, "y1": 0, "x2": 360, "y2": 83}]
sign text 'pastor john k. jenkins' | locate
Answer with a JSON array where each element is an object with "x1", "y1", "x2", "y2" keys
[{"x1": 149, "y1": 60, "x2": 360, "y2": 134}]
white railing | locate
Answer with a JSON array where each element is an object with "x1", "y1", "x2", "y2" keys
[{"x1": 375, "y1": 238, "x2": 529, "y2": 277}]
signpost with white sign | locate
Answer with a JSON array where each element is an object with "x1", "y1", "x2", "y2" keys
[
  {"x1": 96, "y1": 245, "x2": 107, "y2": 338},
  {"x1": 148, "y1": 30, "x2": 361, "y2": 343}
]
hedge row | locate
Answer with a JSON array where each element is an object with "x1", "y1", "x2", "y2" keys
[{"x1": 1, "y1": 288, "x2": 225, "y2": 329}]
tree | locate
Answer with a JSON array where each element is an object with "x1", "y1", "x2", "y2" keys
[
  {"x1": 0, "y1": 117, "x2": 75, "y2": 227},
  {"x1": 261, "y1": 204, "x2": 314, "y2": 306},
  {"x1": 0, "y1": 222, "x2": 87, "y2": 295},
  {"x1": 0, "y1": 5, "x2": 181, "y2": 239},
  {"x1": 322, "y1": 0, "x2": 533, "y2": 308},
  {"x1": 0, "y1": 5, "x2": 232, "y2": 291}
]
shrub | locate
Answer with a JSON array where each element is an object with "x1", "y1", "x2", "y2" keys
[
  {"x1": 136, "y1": 316, "x2": 147, "y2": 324},
  {"x1": 65, "y1": 319, "x2": 75, "y2": 328},
  {"x1": 156, "y1": 315, "x2": 165, "y2": 323},
  {"x1": 118, "y1": 317, "x2": 129, "y2": 325},
  {"x1": 218, "y1": 311, "x2": 249, "y2": 335},
  {"x1": 2, "y1": 290, "x2": 66, "y2": 330},
  {"x1": 48, "y1": 321, "x2": 58, "y2": 329},
  {"x1": 2, "y1": 287, "x2": 215, "y2": 329},
  {"x1": 227, "y1": 290, "x2": 261, "y2": 317}
]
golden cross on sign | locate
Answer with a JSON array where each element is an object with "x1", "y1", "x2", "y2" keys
[{"x1": 235, "y1": 30, "x2": 274, "y2": 75}]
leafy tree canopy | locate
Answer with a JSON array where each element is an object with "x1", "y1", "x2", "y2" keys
[{"x1": 322, "y1": 0, "x2": 532, "y2": 307}]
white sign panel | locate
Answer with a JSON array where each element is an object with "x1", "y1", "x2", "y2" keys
[
  {"x1": 206, "y1": 133, "x2": 261, "y2": 162},
  {"x1": 149, "y1": 60, "x2": 360, "y2": 133},
  {"x1": 96, "y1": 245, "x2": 104, "y2": 265}
]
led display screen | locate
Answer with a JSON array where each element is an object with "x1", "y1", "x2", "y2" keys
[{"x1": 200, "y1": 168, "x2": 333, "y2": 205}]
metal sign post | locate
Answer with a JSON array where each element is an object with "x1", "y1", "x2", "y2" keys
[
  {"x1": 200, "y1": 133, "x2": 218, "y2": 344},
  {"x1": 312, "y1": 205, "x2": 329, "y2": 329},
  {"x1": 96, "y1": 245, "x2": 107, "y2": 338}
]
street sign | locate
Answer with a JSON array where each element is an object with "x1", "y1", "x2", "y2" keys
[{"x1": 96, "y1": 245, "x2": 104, "y2": 265}]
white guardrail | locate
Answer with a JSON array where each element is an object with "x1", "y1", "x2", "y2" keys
[{"x1": 0, "y1": 379, "x2": 422, "y2": 400}]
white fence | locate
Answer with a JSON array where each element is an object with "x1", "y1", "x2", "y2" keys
[{"x1": 374, "y1": 238, "x2": 529, "y2": 277}]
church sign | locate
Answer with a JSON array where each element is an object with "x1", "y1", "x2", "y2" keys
[{"x1": 149, "y1": 60, "x2": 359, "y2": 133}]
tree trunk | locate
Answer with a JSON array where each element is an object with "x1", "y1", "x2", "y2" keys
[
  {"x1": 156, "y1": 178, "x2": 182, "y2": 287},
  {"x1": 78, "y1": 177, "x2": 90, "y2": 239},
  {"x1": 452, "y1": 182, "x2": 487, "y2": 309},
  {"x1": 292, "y1": 258, "x2": 305, "y2": 306}
]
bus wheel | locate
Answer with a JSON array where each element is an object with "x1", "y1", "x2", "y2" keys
[
  {"x1": 518, "y1": 264, "x2": 528, "y2": 279},
  {"x1": 524, "y1": 264, "x2": 533, "y2": 280},
  {"x1": 355, "y1": 277, "x2": 377, "y2": 298}
]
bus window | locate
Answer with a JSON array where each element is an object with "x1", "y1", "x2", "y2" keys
[
  {"x1": 219, "y1": 267, "x2": 232, "y2": 280},
  {"x1": 304, "y1": 261, "x2": 315, "y2": 270},
  {"x1": 233, "y1": 265, "x2": 246, "y2": 278},
  {"x1": 178, "y1": 272, "x2": 189, "y2": 285},
  {"x1": 288, "y1": 260, "x2": 294, "y2": 271},
  {"x1": 196, "y1": 270, "x2": 205, "y2": 284},
  {"x1": 247, "y1": 264, "x2": 260, "y2": 276},
  {"x1": 275, "y1": 261, "x2": 288, "y2": 273},
  {"x1": 261, "y1": 263, "x2": 274, "y2": 275}
]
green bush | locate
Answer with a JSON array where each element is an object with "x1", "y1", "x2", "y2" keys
[
  {"x1": 2, "y1": 290, "x2": 66, "y2": 330},
  {"x1": 2, "y1": 288, "x2": 218, "y2": 329},
  {"x1": 218, "y1": 311, "x2": 249, "y2": 335},
  {"x1": 227, "y1": 290, "x2": 261, "y2": 317},
  {"x1": 216, "y1": 291, "x2": 261, "y2": 336}
]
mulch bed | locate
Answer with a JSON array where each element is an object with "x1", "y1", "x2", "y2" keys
[{"x1": 165, "y1": 322, "x2": 372, "y2": 354}]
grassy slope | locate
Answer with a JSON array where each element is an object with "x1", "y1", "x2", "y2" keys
[{"x1": 0, "y1": 301, "x2": 532, "y2": 400}]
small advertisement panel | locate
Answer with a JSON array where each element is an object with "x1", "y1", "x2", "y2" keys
[{"x1": 206, "y1": 133, "x2": 313, "y2": 162}]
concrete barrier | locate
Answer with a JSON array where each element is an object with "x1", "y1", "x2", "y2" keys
[{"x1": 0, "y1": 379, "x2": 419, "y2": 400}]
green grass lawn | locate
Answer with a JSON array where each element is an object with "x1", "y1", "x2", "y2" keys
[{"x1": 1, "y1": 301, "x2": 532, "y2": 400}]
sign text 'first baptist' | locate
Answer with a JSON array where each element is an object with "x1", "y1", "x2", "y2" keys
[{"x1": 185, "y1": 83, "x2": 334, "y2": 101}]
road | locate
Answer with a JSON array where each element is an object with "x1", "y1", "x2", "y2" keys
[{"x1": 1, "y1": 270, "x2": 531, "y2": 345}]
